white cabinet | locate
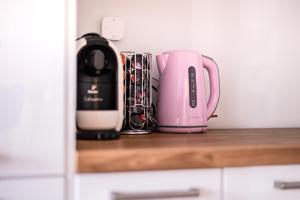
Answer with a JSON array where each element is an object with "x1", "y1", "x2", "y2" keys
[
  {"x1": 0, "y1": 0, "x2": 67, "y2": 177},
  {"x1": 0, "y1": 177, "x2": 64, "y2": 200},
  {"x1": 224, "y1": 165, "x2": 300, "y2": 200},
  {"x1": 76, "y1": 165, "x2": 300, "y2": 200},
  {"x1": 0, "y1": 0, "x2": 76, "y2": 199},
  {"x1": 76, "y1": 169, "x2": 221, "y2": 200}
]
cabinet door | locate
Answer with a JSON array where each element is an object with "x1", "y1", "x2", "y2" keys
[
  {"x1": 0, "y1": 0, "x2": 65, "y2": 177},
  {"x1": 76, "y1": 169, "x2": 221, "y2": 200},
  {"x1": 224, "y1": 165, "x2": 300, "y2": 200},
  {"x1": 0, "y1": 177, "x2": 64, "y2": 200}
]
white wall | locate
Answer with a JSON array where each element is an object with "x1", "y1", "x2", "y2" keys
[{"x1": 77, "y1": 0, "x2": 300, "y2": 128}]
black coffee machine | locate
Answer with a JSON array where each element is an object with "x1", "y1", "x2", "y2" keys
[{"x1": 76, "y1": 33, "x2": 123, "y2": 139}]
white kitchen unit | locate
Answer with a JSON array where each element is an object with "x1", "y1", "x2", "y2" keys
[
  {"x1": 224, "y1": 165, "x2": 300, "y2": 200},
  {"x1": 76, "y1": 165, "x2": 300, "y2": 200},
  {"x1": 0, "y1": 0, "x2": 64, "y2": 178},
  {"x1": 76, "y1": 169, "x2": 221, "y2": 200},
  {"x1": 0, "y1": 0, "x2": 76, "y2": 199},
  {"x1": 0, "y1": 177, "x2": 64, "y2": 200}
]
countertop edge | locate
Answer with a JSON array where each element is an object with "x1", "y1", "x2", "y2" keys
[{"x1": 77, "y1": 145, "x2": 300, "y2": 173}]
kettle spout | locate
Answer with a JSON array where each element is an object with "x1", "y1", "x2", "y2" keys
[{"x1": 156, "y1": 53, "x2": 169, "y2": 74}]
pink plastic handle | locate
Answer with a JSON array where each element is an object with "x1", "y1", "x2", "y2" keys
[{"x1": 202, "y1": 56, "x2": 220, "y2": 119}]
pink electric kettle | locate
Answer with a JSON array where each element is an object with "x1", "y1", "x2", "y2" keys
[{"x1": 156, "y1": 50, "x2": 220, "y2": 133}]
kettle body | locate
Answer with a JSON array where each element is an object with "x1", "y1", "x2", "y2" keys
[
  {"x1": 156, "y1": 50, "x2": 220, "y2": 133},
  {"x1": 76, "y1": 33, "x2": 123, "y2": 132}
]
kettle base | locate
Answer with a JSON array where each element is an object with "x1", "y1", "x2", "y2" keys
[{"x1": 157, "y1": 126, "x2": 207, "y2": 133}]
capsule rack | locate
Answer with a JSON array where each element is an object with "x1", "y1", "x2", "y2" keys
[{"x1": 121, "y1": 52, "x2": 155, "y2": 134}]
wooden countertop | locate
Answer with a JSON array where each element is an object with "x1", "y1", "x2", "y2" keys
[{"x1": 77, "y1": 128, "x2": 300, "y2": 173}]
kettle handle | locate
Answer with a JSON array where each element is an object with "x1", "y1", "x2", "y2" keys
[{"x1": 202, "y1": 56, "x2": 220, "y2": 119}]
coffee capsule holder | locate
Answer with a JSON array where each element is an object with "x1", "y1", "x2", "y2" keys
[{"x1": 121, "y1": 52, "x2": 156, "y2": 134}]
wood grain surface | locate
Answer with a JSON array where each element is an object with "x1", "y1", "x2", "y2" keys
[{"x1": 77, "y1": 128, "x2": 300, "y2": 173}]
